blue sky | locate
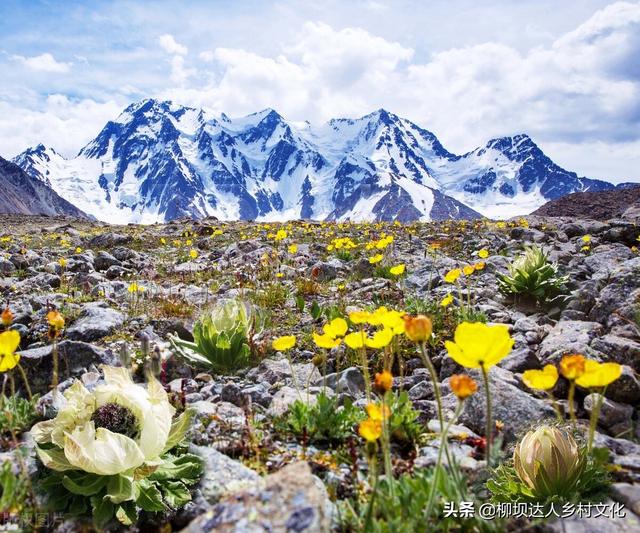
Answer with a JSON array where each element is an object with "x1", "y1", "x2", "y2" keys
[{"x1": 0, "y1": 0, "x2": 639, "y2": 182}]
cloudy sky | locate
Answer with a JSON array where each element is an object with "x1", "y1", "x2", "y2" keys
[{"x1": 0, "y1": 0, "x2": 638, "y2": 183}]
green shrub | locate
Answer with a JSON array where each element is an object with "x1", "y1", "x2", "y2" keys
[
  {"x1": 169, "y1": 299, "x2": 262, "y2": 372},
  {"x1": 0, "y1": 394, "x2": 39, "y2": 437},
  {"x1": 498, "y1": 245, "x2": 568, "y2": 303},
  {"x1": 279, "y1": 392, "x2": 363, "y2": 444}
]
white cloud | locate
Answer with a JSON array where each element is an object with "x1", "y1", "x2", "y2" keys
[
  {"x1": 0, "y1": 95, "x2": 122, "y2": 158},
  {"x1": 12, "y1": 52, "x2": 72, "y2": 73},
  {"x1": 158, "y1": 34, "x2": 188, "y2": 55}
]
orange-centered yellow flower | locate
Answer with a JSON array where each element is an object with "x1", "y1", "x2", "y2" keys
[
  {"x1": 559, "y1": 354, "x2": 586, "y2": 380},
  {"x1": 0, "y1": 329, "x2": 20, "y2": 372},
  {"x1": 575, "y1": 360, "x2": 622, "y2": 389},
  {"x1": 403, "y1": 315, "x2": 433, "y2": 343},
  {"x1": 445, "y1": 322, "x2": 514, "y2": 370},
  {"x1": 463, "y1": 265, "x2": 475, "y2": 276},
  {"x1": 272, "y1": 335, "x2": 296, "y2": 352},
  {"x1": 522, "y1": 364, "x2": 559, "y2": 391},
  {"x1": 374, "y1": 370, "x2": 393, "y2": 392},
  {"x1": 450, "y1": 374, "x2": 478, "y2": 400}
]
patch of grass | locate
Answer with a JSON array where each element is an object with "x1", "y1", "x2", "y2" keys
[
  {"x1": 150, "y1": 294, "x2": 196, "y2": 319},
  {"x1": 0, "y1": 395, "x2": 39, "y2": 438}
]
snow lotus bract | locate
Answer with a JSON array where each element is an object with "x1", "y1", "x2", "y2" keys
[{"x1": 31, "y1": 365, "x2": 181, "y2": 476}]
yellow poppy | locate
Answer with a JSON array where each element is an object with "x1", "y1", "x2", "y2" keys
[
  {"x1": 365, "y1": 328, "x2": 394, "y2": 349},
  {"x1": 369, "y1": 254, "x2": 384, "y2": 264},
  {"x1": 403, "y1": 315, "x2": 433, "y2": 343},
  {"x1": 444, "y1": 268, "x2": 462, "y2": 284},
  {"x1": 359, "y1": 418, "x2": 382, "y2": 442},
  {"x1": 445, "y1": 322, "x2": 514, "y2": 370},
  {"x1": 344, "y1": 331, "x2": 366, "y2": 349},
  {"x1": 272, "y1": 335, "x2": 296, "y2": 352},
  {"x1": 323, "y1": 317, "x2": 348, "y2": 338},
  {"x1": 522, "y1": 364, "x2": 559, "y2": 391},
  {"x1": 440, "y1": 294, "x2": 454, "y2": 308},
  {"x1": 575, "y1": 360, "x2": 622, "y2": 389},
  {"x1": 313, "y1": 332, "x2": 341, "y2": 349},
  {"x1": 463, "y1": 265, "x2": 475, "y2": 276},
  {"x1": 389, "y1": 264, "x2": 405, "y2": 276},
  {"x1": 559, "y1": 354, "x2": 586, "y2": 380},
  {"x1": 0, "y1": 330, "x2": 20, "y2": 372},
  {"x1": 365, "y1": 402, "x2": 390, "y2": 421},
  {"x1": 478, "y1": 249, "x2": 489, "y2": 259}
]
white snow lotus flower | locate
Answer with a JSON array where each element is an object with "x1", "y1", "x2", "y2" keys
[{"x1": 31, "y1": 365, "x2": 182, "y2": 476}]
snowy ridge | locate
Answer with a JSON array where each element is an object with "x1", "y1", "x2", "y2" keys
[{"x1": 13, "y1": 99, "x2": 613, "y2": 223}]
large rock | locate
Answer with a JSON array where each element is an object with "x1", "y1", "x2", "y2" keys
[
  {"x1": 18, "y1": 340, "x2": 119, "y2": 394},
  {"x1": 247, "y1": 357, "x2": 321, "y2": 387},
  {"x1": 191, "y1": 444, "x2": 261, "y2": 504},
  {"x1": 87, "y1": 232, "x2": 132, "y2": 248},
  {"x1": 65, "y1": 302, "x2": 126, "y2": 341},
  {"x1": 538, "y1": 320, "x2": 603, "y2": 362},
  {"x1": 456, "y1": 370, "x2": 556, "y2": 443},
  {"x1": 182, "y1": 462, "x2": 332, "y2": 533}
]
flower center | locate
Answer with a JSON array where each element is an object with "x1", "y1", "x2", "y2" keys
[{"x1": 91, "y1": 403, "x2": 138, "y2": 438}]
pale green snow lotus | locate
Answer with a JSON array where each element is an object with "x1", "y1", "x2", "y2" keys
[{"x1": 31, "y1": 365, "x2": 188, "y2": 477}]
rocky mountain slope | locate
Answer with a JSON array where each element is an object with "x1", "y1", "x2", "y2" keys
[
  {"x1": 13, "y1": 99, "x2": 616, "y2": 224},
  {"x1": 0, "y1": 156, "x2": 88, "y2": 218},
  {"x1": 532, "y1": 184, "x2": 640, "y2": 220}
]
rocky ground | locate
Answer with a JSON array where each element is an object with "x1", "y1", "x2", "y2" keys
[{"x1": 1, "y1": 210, "x2": 640, "y2": 532}]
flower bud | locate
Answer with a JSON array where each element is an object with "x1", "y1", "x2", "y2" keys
[
  {"x1": 513, "y1": 426, "x2": 583, "y2": 498},
  {"x1": 403, "y1": 315, "x2": 433, "y2": 343}
]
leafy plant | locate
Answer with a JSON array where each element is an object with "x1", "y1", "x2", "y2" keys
[
  {"x1": 339, "y1": 466, "x2": 501, "y2": 532},
  {"x1": 169, "y1": 299, "x2": 263, "y2": 372},
  {"x1": 279, "y1": 392, "x2": 364, "y2": 444},
  {"x1": 387, "y1": 391, "x2": 423, "y2": 445},
  {"x1": 39, "y1": 451, "x2": 203, "y2": 530},
  {"x1": 498, "y1": 245, "x2": 568, "y2": 303},
  {"x1": 0, "y1": 455, "x2": 31, "y2": 514},
  {"x1": 0, "y1": 394, "x2": 39, "y2": 437}
]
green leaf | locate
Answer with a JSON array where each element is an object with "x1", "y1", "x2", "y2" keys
[
  {"x1": 62, "y1": 472, "x2": 108, "y2": 496},
  {"x1": 310, "y1": 300, "x2": 321, "y2": 320},
  {"x1": 91, "y1": 495, "x2": 115, "y2": 529},
  {"x1": 163, "y1": 408, "x2": 195, "y2": 453},
  {"x1": 150, "y1": 453, "x2": 204, "y2": 482},
  {"x1": 115, "y1": 501, "x2": 138, "y2": 525},
  {"x1": 161, "y1": 480, "x2": 192, "y2": 509},
  {"x1": 135, "y1": 479, "x2": 166, "y2": 512},
  {"x1": 106, "y1": 474, "x2": 134, "y2": 504}
]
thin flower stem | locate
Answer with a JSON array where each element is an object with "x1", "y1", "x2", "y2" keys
[
  {"x1": 567, "y1": 381, "x2": 576, "y2": 425},
  {"x1": 425, "y1": 400, "x2": 463, "y2": 521},
  {"x1": 587, "y1": 388, "x2": 606, "y2": 453},
  {"x1": 481, "y1": 365, "x2": 493, "y2": 467},
  {"x1": 418, "y1": 342, "x2": 443, "y2": 426},
  {"x1": 51, "y1": 338, "x2": 59, "y2": 401},
  {"x1": 381, "y1": 392, "x2": 395, "y2": 500},
  {"x1": 546, "y1": 391, "x2": 563, "y2": 423},
  {"x1": 15, "y1": 363, "x2": 32, "y2": 401}
]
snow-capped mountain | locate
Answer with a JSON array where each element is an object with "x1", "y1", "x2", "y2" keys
[
  {"x1": 0, "y1": 155, "x2": 88, "y2": 218},
  {"x1": 13, "y1": 99, "x2": 614, "y2": 223}
]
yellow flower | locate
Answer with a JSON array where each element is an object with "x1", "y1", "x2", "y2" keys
[
  {"x1": 575, "y1": 360, "x2": 622, "y2": 389},
  {"x1": 445, "y1": 322, "x2": 514, "y2": 370},
  {"x1": 276, "y1": 272, "x2": 284, "y2": 278},
  {"x1": 274, "y1": 229, "x2": 288, "y2": 241},
  {"x1": 0, "y1": 330, "x2": 20, "y2": 372},
  {"x1": 75, "y1": 247, "x2": 82, "y2": 254},
  {"x1": 344, "y1": 331, "x2": 366, "y2": 349},
  {"x1": 128, "y1": 282, "x2": 143, "y2": 293},
  {"x1": 368, "y1": 254, "x2": 383, "y2": 264},
  {"x1": 474, "y1": 262, "x2": 486, "y2": 271},
  {"x1": 374, "y1": 370, "x2": 393, "y2": 392},
  {"x1": 365, "y1": 328, "x2": 394, "y2": 349},
  {"x1": 160, "y1": 237, "x2": 167, "y2": 245},
  {"x1": 450, "y1": 374, "x2": 477, "y2": 400},
  {"x1": 58, "y1": 257, "x2": 67, "y2": 268},
  {"x1": 365, "y1": 402, "x2": 390, "y2": 421},
  {"x1": 582, "y1": 235, "x2": 591, "y2": 243},
  {"x1": 444, "y1": 268, "x2": 462, "y2": 283},
  {"x1": 46, "y1": 310, "x2": 65, "y2": 330},
  {"x1": 358, "y1": 418, "x2": 382, "y2": 442},
  {"x1": 189, "y1": 249, "x2": 199, "y2": 259},
  {"x1": 313, "y1": 332, "x2": 341, "y2": 349},
  {"x1": 522, "y1": 364, "x2": 559, "y2": 391},
  {"x1": 323, "y1": 317, "x2": 348, "y2": 338},
  {"x1": 403, "y1": 315, "x2": 433, "y2": 343},
  {"x1": 478, "y1": 249, "x2": 489, "y2": 259},
  {"x1": 559, "y1": 354, "x2": 586, "y2": 380},
  {"x1": 186, "y1": 239, "x2": 193, "y2": 246},
  {"x1": 272, "y1": 335, "x2": 296, "y2": 352},
  {"x1": 288, "y1": 244, "x2": 298, "y2": 254},
  {"x1": 463, "y1": 265, "x2": 475, "y2": 276},
  {"x1": 440, "y1": 294, "x2": 454, "y2": 308},
  {"x1": 389, "y1": 264, "x2": 405, "y2": 276}
]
